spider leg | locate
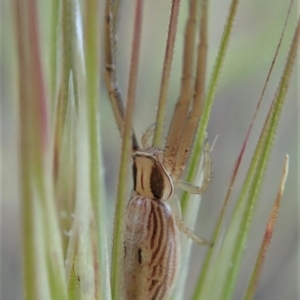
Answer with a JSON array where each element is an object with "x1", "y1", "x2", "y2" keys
[
  {"x1": 163, "y1": 1, "x2": 198, "y2": 173},
  {"x1": 104, "y1": 1, "x2": 139, "y2": 152},
  {"x1": 170, "y1": 196, "x2": 211, "y2": 246},
  {"x1": 177, "y1": 140, "x2": 211, "y2": 194},
  {"x1": 141, "y1": 123, "x2": 156, "y2": 149},
  {"x1": 172, "y1": 0, "x2": 208, "y2": 181}
]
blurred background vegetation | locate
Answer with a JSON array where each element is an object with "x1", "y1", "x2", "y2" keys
[{"x1": 1, "y1": 0, "x2": 298, "y2": 299}]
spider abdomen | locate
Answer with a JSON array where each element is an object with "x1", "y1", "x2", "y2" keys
[{"x1": 124, "y1": 195, "x2": 179, "y2": 300}]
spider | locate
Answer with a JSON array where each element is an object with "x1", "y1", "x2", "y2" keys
[{"x1": 104, "y1": 1, "x2": 212, "y2": 299}]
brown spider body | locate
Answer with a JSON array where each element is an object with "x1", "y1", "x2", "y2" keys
[{"x1": 123, "y1": 148, "x2": 178, "y2": 299}]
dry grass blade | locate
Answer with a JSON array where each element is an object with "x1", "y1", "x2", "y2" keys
[{"x1": 244, "y1": 155, "x2": 289, "y2": 300}]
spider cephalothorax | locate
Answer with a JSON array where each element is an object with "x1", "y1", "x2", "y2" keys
[{"x1": 132, "y1": 148, "x2": 174, "y2": 201}]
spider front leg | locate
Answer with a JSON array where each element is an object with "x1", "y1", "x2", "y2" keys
[
  {"x1": 163, "y1": 2, "x2": 199, "y2": 173},
  {"x1": 163, "y1": 1, "x2": 209, "y2": 185},
  {"x1": 177, "y1": 140, "x2": 212, "y2": 194},
  {"x1": 104, "y1": 1, "x2": 139, "y2": 152}
]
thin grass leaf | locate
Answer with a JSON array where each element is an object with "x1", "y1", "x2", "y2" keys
[
  {"x1": 50, "y1": 0, "x2": 60, "y2": 101},
  {"x1": 244, "y1": 155, "x2": 289, "y2": 300},
  {"x1": 67, "y1": 253, "x2": 80, "y2": 300},
  {"x1": 153, "y1": 0, "x2": 180, "y2": 146},
  {"x1": 111, "y1": 1, "x2": 144, "y2": 299},
  {"x1": 75, "y1": 100, "x2": 97, "y2": 300},
  {"x1": 14, "y1": 1, "x2": 37, "y2": 297},
  {"x1": 53, "y1": 0, "x2": 77, "y2": 180},
  {"x1": 66, "y1": 229, "x2": 80, "y2": 300},
  {"x1": 83, "y1": 0, "x2": 111, "y2": 298},
  {"x1": 56, "y1": 73, "x2": 77, "y2": 254}
]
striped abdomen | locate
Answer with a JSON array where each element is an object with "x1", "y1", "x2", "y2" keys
[{"x1": 124, "y1": 195, "x2": 179, "y2": 300}]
